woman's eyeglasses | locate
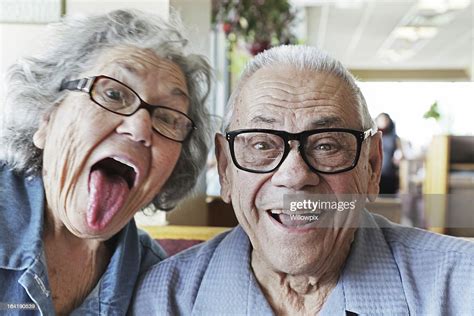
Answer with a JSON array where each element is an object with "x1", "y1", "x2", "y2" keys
[{"x1": 60, "y1": 75, "x2": 195, "y2": 143}]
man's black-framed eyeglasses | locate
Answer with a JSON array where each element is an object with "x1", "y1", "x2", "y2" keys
[
  {"x1": 225, "y1": 128, "x2": 377, "y2": 174},
  {"x1": 60, "y1": 75, "x2": 195, "y2": 143}
]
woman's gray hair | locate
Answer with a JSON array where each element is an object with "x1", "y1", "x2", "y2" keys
[
  {"x1": 0, "y1": 9, "x2": 212, "y2": 210},
  {"x1": 222, "y1": 45, "x2": 375, "y2": 132}
]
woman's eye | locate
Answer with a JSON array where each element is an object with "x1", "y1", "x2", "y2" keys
[
  {"x1": 160, "y1": 114, "x2": 175, "y2": 124},
  {"x1": 104, "y1": 89, "x2": 123, "y2": 101}
]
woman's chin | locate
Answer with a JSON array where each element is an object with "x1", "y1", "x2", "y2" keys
[{"x1": 65, "y1": 219, "x2": 120, "y2": 241}]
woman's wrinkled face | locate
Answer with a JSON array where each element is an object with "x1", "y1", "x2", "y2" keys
[{"x1": 33, "y1": 46, "x2": 189, "y2": 240}]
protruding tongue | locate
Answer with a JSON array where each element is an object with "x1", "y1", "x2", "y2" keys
[{"x1": 87, "y1": 168, "x2": 129, "y2": 230}]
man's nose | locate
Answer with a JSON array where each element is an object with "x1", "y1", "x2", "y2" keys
[
  {"x1": 116, "y1": 108, "x2": 153, "y2": 147},
  {"x1": 271, "y1": 144, "x2": 320, "y2": 190}
]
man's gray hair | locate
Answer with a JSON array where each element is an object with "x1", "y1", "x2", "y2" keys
[
  {"x1": 222, "y1": 45, "x2": 375, "y2": 132},
  {"x1": 0, "y1": 9, "x2": 212, "y2": 210}
]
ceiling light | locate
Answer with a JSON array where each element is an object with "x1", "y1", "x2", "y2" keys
[
  {"x1": 447, "y1": 0, "x2": 471, "y2": 10},
  {"x1": 415, "y1": 26, "x2": 439, "y2": 38},
  {"x1": 417, "y1": 0, "x2": 471, "y2": 14},
  {"x1": 393, "y1": 26, "x2": 438, "y2": 42},
  {"x1": 334, "y1": 0, "x2": 364, "y2": 9}
]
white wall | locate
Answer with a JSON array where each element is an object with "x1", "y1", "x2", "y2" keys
[
  {"x1": 167, "y1": 0, "x2": 212, "y2": 226},
  {"x1": 359, "y1": 81, "x2": 474, "y2": 151},
  {"x1": 0, "y1": 0, "x2": 170, "y2": 103},
  {"x1": 0, "y1": 24, "x2": 48, "y2": 102},
  {"x1": 66, "y1": 0, "x2": 169, "y2": 18},
  {"x1": 0, "y1": 24, "x2": 48, "y2": 75},
  {"x1": 170, "y1": 0, "x2": 211, "y2": 58}
]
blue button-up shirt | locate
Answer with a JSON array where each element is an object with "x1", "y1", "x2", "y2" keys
[
  {"x1": 0, "y1": 164, "x2": 166, "y2": 315},
  {"x1": 132, "y1": 210, "x2": 474, "y2": 315}
]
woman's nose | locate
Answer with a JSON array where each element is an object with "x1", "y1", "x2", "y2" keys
[{"x1": 116, "y1": 108, "x2": 153, "y2": 147}]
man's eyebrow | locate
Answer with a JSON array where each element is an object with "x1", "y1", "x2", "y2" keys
[
  {"x1": 250, "y1": 115, "x2": 277, "y2": 124},
  {"x1": 310, "y1": 116, "x2": 344, "y2": 128}
]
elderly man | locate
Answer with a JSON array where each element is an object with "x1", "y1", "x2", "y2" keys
[{"x1": 132, "y1": 45, "x2": 474, "y2": 315}]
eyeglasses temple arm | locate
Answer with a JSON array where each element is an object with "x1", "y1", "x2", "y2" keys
[
  {"x1": 59, "y1": 77, "x2": 93, "y2": 93},
  {"x1": 363, "y1": 127, "x2": 378, "y2": 140}
]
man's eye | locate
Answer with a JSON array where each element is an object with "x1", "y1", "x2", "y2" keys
[
  {"x1": 311, "y1": 139, "x2": 343, "y2": 153},
  {"x1": 252, "y1": 142, "x2": 274, "y2": 150},
  {"x1": 315, "y1": 143, "x2": 334, "y2": 151}
]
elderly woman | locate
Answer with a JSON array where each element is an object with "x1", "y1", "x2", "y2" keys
[{"x1": 0, "y1": 9, "x2": 211, "y2": 315}]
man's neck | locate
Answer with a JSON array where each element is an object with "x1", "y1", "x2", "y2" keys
[{"x1": 250, "y1": 239, "x2": 352, "y2": 315}]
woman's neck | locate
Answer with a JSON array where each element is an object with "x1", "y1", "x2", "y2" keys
[{"x1": 42, "y1": 206, "x2": 111, "y2": 315}]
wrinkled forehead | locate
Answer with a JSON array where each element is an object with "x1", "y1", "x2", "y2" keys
[
  {"x1": 232, "y1": 64, "x2": 363, "y2": 132},
  {"x1": 90, "y1": 46, "x2": 189, "y2": 94}
]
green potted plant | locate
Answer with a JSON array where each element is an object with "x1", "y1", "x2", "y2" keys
[{"x1": 212, "y1": 0, "x2": 298, "y2": 55}]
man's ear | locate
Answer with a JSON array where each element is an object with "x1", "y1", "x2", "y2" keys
[
  {"x1": 215, "y1": 133, "x2": 232, "y2": 203},
  {"x1": 367, "y1": 131, "x2": 383, "y2": 202},
  {"x1": 32, "y1": 112, "x2": 52, "y2": 149}
]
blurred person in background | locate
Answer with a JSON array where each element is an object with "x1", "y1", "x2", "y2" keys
[{"x1": 376, "y1": 112, "x2": 403, "y2": 195}]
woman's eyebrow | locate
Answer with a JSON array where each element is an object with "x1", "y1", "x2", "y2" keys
[
  {"x1": 109, "y1": 63, "x2": 189, "y2": 101},
  {"x1": 171, "y1": 87, "x2": 190, "y2": 100},
  {"x1": 107, "y1": 62, "x2": 139, "y2": 81}
]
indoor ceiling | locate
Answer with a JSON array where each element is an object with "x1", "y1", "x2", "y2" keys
[{"x1": 291, "y1": 0, "x2": 473, "y2": 80}]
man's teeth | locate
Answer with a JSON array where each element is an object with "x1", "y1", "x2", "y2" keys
[
  {"x1": 270, "y1": 209, "x2": 283, "y2": 215},
  {"x1": 270, "y1": 209, "x2": 322, "y2": 215}
]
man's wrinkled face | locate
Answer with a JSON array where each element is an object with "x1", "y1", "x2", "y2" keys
[
  {"x1": 34, "y1": 46, "x2": 189, "y2": 240},
  {"x1": 216, "y1": 64, "x2": 382, "y2": 274}
]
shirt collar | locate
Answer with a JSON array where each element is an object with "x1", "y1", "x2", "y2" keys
[
  {"x1": 341, "y1": 210, "x2": 409, "y2": 315},
  {"x1": 73, "y1": 220, "x2": 142, "y2": 315},
  {"x1": 194, "y1": 210, "x2": 409, "y2": 315},
  {"x1": 193, "y1": 226, "x2": 274, "y2": 314},
  {"x1": 0, "y1": 165, "x2": 45, "y2": 269}
]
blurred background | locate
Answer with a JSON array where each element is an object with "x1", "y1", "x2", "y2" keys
[{"x1": 1, "y1": 0, "x2": 473, "y2": 246}]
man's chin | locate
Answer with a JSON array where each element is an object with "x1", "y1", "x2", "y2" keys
[{"x1": 258, "y1": 247, "x2": 322, "y2": 275}]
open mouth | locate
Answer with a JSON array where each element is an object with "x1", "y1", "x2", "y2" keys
[
  {"x1": 86, "y1": 157, "x2": 138, "y2": 231},
  {"x1": 267, "y1": 209, "x2": 322, "y2": 228},
  {"x1": 90, "y1": 157, "x2": 137, "y2": 190}
]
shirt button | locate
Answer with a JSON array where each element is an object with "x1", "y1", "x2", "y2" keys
[{"x1": 34, "y1": 274, "x2": 50, "y2": 297}]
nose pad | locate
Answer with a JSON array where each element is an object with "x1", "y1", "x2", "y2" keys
[
  {"x1": 116, "y1": 109, "x2": 153, "y2": 146},
  {"x1": 271, "y1": 142, "x2": 320, "y2": 190}
]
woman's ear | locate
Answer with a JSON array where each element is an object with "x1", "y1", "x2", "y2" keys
[{"x1": 33, "y1": 112, "x2": 52, "y2": 149}]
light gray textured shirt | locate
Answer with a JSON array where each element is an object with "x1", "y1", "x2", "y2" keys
[{"x1": 132, "y1": 210, "x2": 474, "y2": 315}]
